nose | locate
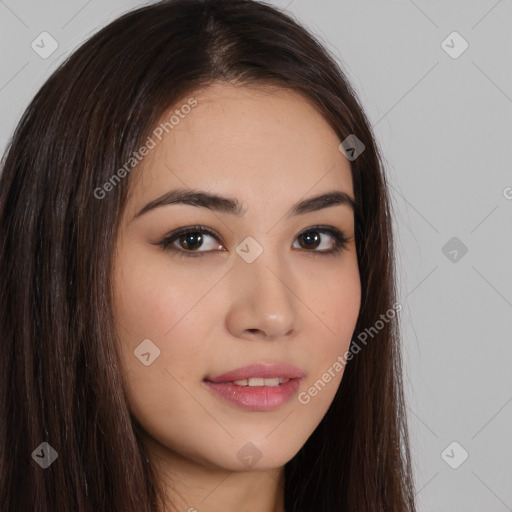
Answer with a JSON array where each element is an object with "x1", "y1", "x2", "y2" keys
[{"x1": 224, "y1": 250, "x2": 300, "y2": 341}]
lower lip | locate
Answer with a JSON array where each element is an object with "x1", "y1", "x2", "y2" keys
[{"x1": 204, "y1": 379, "x2": 301, "y2": 411}]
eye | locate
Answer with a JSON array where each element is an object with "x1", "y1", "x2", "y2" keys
[
  {"x1": 154, "y1": 225, "x2": 224, "y2": 258},
  {"x1": 154, "y1": 224, "x2": 349, "y2": 258},
  {"x1": 292, "y1": 226, "x2": 349, "y2": 255}
]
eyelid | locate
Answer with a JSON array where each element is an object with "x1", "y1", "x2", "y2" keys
[{"x1": 161, "y1": 224, "x2": 222, "y2": 245}]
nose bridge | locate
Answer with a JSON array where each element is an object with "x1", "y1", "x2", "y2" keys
[{"x1": 226, "y1": 236, "x2": 298, "y2": 338}]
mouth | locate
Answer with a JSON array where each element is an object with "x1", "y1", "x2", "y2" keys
[
  {"x1": 227, "y1": 377, "x2": 291, "y2": 387},
  {"x1": 205, "y1": 362, "x2": 305, "y2": 383},
  {"x1": 203, "y1": 362, "x2": 305, "y2": 411}
]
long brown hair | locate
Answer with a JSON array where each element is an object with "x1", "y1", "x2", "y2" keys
[{"x1": 0, "y1": 0, "x2": 416, "y2": 510}]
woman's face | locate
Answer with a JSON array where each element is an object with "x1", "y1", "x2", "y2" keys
[{"x1": 113, "y1": 82, "x2": 361, "y2": 472}]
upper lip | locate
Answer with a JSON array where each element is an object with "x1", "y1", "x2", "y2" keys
[{"x1": 205, "y1": 363, "x2": 306, "y2": 383}]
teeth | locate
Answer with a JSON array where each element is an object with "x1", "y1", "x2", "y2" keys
[{"x1": 232, "y1": 377, "x2": 291, "y2": 387}]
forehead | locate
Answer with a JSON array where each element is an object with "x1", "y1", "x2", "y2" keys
[{"x1": 128, "y1": 82, "x2": 354, "y2": 213}]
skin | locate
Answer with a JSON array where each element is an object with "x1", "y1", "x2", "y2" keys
[{"x1": 112, "y1": 82, "x2": 361, "y2": 512}]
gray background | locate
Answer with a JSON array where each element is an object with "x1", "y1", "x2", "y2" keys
[{"x1": 1, "y1": 1, "x2": 511, "y2": 511}]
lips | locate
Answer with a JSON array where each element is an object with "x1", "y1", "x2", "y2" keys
[
  {"x1": 204, "y1": 362, "x2": 306, "y2": 383},
  {"x1": 203, "y1": 363, "x2": 305, "y2": 411}
]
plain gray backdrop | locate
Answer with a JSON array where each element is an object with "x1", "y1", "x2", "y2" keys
[{"x1": 1, "y1": 1, "x2": 511, "y2": 511}]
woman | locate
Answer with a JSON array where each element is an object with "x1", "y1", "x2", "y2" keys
[{"x1": 0, "y1": 0, "x2": 417, "y2": 510}]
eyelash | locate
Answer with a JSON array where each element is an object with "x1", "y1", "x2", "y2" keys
[{"x1": 154, "y1": 224, "x2": 350, "y2": 259}]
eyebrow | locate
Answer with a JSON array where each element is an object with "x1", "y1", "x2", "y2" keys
[{"x1": 133, "y1": 188, "x2": 357, "y2": 220}]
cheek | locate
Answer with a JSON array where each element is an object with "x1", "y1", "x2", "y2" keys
[
  {"x1": 321, "y1": 274, "x2": 360, "y2": 337},
  {"x1": 298, "y1": 256, "x2": 361, "y2": 396},
  {"x1": 112, "y1": 243, "x2": 218, "y2": 412},
  {"x1": 305, "y1": 254, "x2": 361, "y2": 349},
  {"x1": 113, "y1": 240, "x2": 215, "y2": 349},
  {"x1": 112, "y1": 246, "x2": 216, "y2": 446}
]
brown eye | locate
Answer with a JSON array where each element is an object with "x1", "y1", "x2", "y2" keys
[
  {"x1": 154, "y1": 225, "x2": 225, "y2": 258},
  {"x1": 297, "y1": 231, "x2": 322, "y2": 250},
  {"x1": 154, "y1": 225, "x2": 349, "y2": 259},
  {"x1": 177, "y1": 232, "x2": 204, "y2": 251},
  {"x1": 292, "y1": 227, "x2": 348, "y2": 254}
]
